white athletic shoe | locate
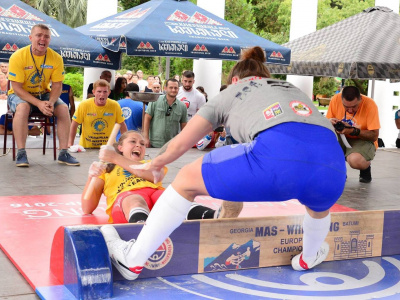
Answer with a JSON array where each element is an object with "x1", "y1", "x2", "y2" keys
[
  {"x1": 291, "y1": 242, "x2": 329, "y2": 271},
  {"x1": 100, "y1": 225, "x2": 143, "y2": 280}
]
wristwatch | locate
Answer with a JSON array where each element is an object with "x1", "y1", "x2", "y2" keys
[{"x1": 350, "y1": 127, "x2": 361, "y2": 136}]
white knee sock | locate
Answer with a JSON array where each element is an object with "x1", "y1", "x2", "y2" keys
[
  {"x1": 126, "y1": 185, "x2": 192, "y2": 267},
  {"x1": 302, "y1": 211, "x2": 331, "y2": 263}
]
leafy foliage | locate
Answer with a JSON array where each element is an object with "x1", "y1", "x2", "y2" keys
[
  {"x1": 64, "y1": 73, "x2": 84, "y2": 98},
  {"x1": 22, "y1": 0, "x2": 87, "y2": 28},
  {"x1": 313, "y1": 77, "x2": 339, "y2": 97}
]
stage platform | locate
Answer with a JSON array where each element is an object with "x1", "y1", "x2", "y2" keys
[{"x1": 0, "y1": 147, "x2": 399, "y2": 299}]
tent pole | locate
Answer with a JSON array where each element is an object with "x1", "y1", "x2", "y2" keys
[
  {"x1": 166, "y1": 57, "x2": 171, "y2": 80},
  {"x1": 371, "y1": 79, "x2": 375, "y2": 99}
]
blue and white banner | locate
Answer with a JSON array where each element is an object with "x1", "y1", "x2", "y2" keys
[
  {"x1": 77, "y1": 0, "x2": 291, "y2": 65},
  {"x1": 0, "y1": 0, "x2": 121, "y2": 69}
]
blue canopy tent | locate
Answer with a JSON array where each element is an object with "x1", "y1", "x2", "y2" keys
[
  {"x1": 76, "y1": 0, "x2": 291, "y2": 65},
  {"x1": 0, "y1": 0, "x2": 121, "y2": 69}
]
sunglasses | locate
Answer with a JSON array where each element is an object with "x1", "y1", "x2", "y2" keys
[{"x1": 166, "y1": 106, "x2": 172, "y2": 116}]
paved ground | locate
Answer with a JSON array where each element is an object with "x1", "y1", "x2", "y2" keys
[{"x1": 0, "y1": 146, "x2": 399, "y2": 299}]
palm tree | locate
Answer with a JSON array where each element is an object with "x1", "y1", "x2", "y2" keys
[{"x1": 22, "y1": 0, "x2": 87, "y2": 28}]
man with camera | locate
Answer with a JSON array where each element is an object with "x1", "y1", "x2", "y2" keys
[{"x1": 326, "y1": 86, "x2": 380, "y2": 183}]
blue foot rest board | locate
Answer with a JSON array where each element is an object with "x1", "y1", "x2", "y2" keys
[{"x1": 64, "y1": 225, "x2": 113, "y2": 300}]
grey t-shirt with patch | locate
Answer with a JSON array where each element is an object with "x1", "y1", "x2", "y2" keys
[{"x1": 197, "y1": 77, "x2": 334, "y2": 143}]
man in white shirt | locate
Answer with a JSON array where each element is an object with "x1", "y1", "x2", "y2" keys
[
  {"x1": 177, "y1": 70, "x2": 206, "y2": 120},
  {"x1": 136, "y1": 70, "x2": 148, "y2": 92}
]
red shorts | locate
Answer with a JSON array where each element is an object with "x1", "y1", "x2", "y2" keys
[{"x1": 111, "y1": 188, "x2": 163, "y2": 223}]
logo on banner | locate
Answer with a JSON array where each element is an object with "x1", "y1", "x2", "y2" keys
[
  {"x1": 2, "y1": 43, "x2": 19, "y2": 52},
  {"x1": 222, "y1": 46, "x2": 236, "y2": 54},
  {"x1": 120, "y1": 41, "x2": 127, "y2": 48},
  {"x1": 290, "y1": 101, "x2": 312, "y2": 117},
  {"x1": 1, "y1": 4, "x2": 44, "y2": 21},
  {"x1": 116, "y1": 8, "x2": 150, "y2": 19},
  {"x1": 193, "y1": 44, "x2": 208, "y2": 52},
  {"x1": 159, "y1": 41, "x2": 188, "y2": 53},
  {"x1": 94, "y1": 54, "x2": 111, "y2": 62},
  {"x1": 167, "y1": 9, "x2": 222, "y2": 25},
  {"x1": 137, "y1": 42, "x2": 154, "y2": 50},
  {"x1": 204, "y1": 239, "x2": 260, "y2": 271},
  {"x1": 145, "y1": 238, "x2": 174, "y2": 270},
  {"x1": 270, "y1": 51, "x2": 284, "y2": 59}
]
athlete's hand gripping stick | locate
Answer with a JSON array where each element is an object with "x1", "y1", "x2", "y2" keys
[{"x1": 84, "y1": 123, "x2": 121, "y2": 200}]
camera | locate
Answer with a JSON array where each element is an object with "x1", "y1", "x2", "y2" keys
[
  {"x1": 333, "y1": 121, "x2": 346, "y2": 131},
  {"x1": 215, "y1": 126, "x2": 224, "y2": 132}
]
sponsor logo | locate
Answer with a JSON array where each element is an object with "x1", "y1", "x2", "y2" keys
[
  {"x1": 116, "y1": 8, "x2": 150, "y2": 19},
  {"x1": 40, "y1": 65, "x2": 53, "y2": 69},
  {"x1": 204, "y1": 239, "x2": 260, "y2": 271},
  {"x1": 263, "y1": 102, "x2": 283, "y2": 120},
  {"x1": 338, "y1": 63, "x2": 344, "y2": 73},
  {"x1": 167, "y1": 10, "x2": 222, "y2": 25},
  {"x1": 86, "y1": 113, "x2": 97, "y2": 116},
  {"x1": 221, "y1": 46, "x2": 236, "y2": 54},
  {"x1": 192, "y1": 44, "x2": 208, "y2": 52},
  {"x1": 158, "y1": 42, "x2": 188, "y2": 53},
  {"x1": 145, "y1": 238, "x2": 174, "y2": 270},
  {"x1": 289, "y1": 101, "x2": 312, "y2": 117},
  {"x1": 270, "y1": 51, "x2": 284, "y2": 59},
  {"x1": 60, "y1": 50, "x2": 91, "y2": 61},
  {"x1": 24, "y1": 66, "x2": 33, "y2": 70},
  {"x1": 1, "y1": 4, "x2": 43, "y2": 21},
  {"x1": 119, "y1": 41, "x2": 127, "y2": 48},
  {"x1": 180, "y1": 98, "x2": 190, "y2": 109},
  {"x1": 368, "y1": 64, "x2": 374, "y2": 76},
  {"x1": 103, "y1": 112, "x2": 114, "y2": 116},
  {"x1": 93, "y1": 119, "x2": 107, "y2": 132},
  {"x1": 2, "y1": 43, "x2": 19, "y2": 52},
  {"x1": 137, "y1": 41, "x2": 154, "y2": 50},
  {"x1": 122, "y1": 107, "x2": 132, "y2": 119},
  {"x1": 94, "y1": 54, "x2": 111, "y2": 62}
]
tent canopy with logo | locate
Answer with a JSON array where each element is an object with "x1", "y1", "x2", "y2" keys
[
  {"x1": 0, "y1": 0, "x2": 121, "y2": 69},
  {"x1": 76, "y1": 0, "x2": 290, "y2": 65},
  {"x1": 267, "y1": 6, "x2": 400, "y2": 80}
]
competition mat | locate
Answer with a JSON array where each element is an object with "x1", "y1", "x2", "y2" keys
[{"x1": 0, "y1": 194, "x2": 356, "y2": 299}]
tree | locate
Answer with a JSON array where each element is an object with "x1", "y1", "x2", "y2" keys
[
  {"x1": 119, "y1": 0, "x2": 149, "y2": 10},
  {"x1": 22, "y1": 0, "x2": 87, "y2": 28}
]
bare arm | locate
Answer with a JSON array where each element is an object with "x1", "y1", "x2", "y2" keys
[
  {"x1": 153, "y1": 114, "x2": 213, "y2": 168},
  {"x1": 396, "y1": 118, "x2": 400, "y2": 130},
  {"x1": 120, "y1": 121, "x2": 128, "y2": 134},
  {"x1": 99, "y1": 149, "x2": 165, "y2": 183},
  {"x1": 49, "y1": 81, "x2": 62, "y2": 105},
  {"x1": 336, "y1": 126, "x2": 379, "y2": 142},
  {"x1": 69, "y1": 87, "x2": 75, "y2": 117},
  {"x1": 81, "y1": 176, "x2": 104, "y2": 214},
  {"x1": 143, "y1": 113, "x2": 152, "y2": 147},
  {"x1": 180, "y1": 122, "x2": 187, "y2": 130},
  {"x1": 68, "y1": 120, "x2": 79, "y2": 147}
]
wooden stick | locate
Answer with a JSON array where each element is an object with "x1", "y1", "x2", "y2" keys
[{"x1": 84, "y1": 123, "x2": 121, "y2": 200}]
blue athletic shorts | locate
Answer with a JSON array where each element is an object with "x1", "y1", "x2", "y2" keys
[{"x1": 202, "y1": 122, "x2": 346, "y2": 212}]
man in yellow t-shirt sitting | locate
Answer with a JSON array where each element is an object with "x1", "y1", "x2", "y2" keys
[
  {"x1": 326, "y1": 86, "x2": 380, "y2": 183},
  {"x1": 7, "y1": 24, "x2": 79, "y2": 167},
  {"x1": 68, "y1": 79, "x2": 127, "y2": 148}
]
